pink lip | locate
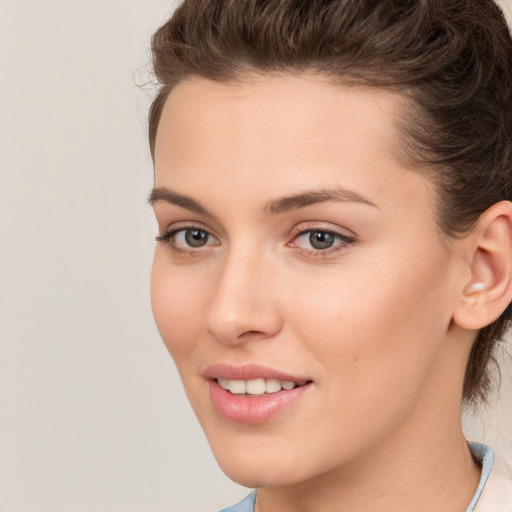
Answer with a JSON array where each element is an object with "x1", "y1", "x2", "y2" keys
[
  {"x1": 204, "y1": 363, "x2": 313, "y2": 425},
  {"x1": 203, "y1": 363, "x2": 310, "y2": 382}
]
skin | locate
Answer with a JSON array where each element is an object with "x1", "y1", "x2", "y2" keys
[{"x1": 150, "y1": 74, "x2": 484, "y2": 512}]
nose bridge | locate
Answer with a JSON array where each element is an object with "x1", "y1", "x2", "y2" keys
[{"x1": 205, "y1": 241, "x2": 281, "y2": 344}]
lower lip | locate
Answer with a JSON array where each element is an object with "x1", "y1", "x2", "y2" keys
[{"x1": 208, "y1": 380, "x2": 312, "y2": 425}]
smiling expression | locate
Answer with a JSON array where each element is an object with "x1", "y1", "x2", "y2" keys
[{"x1": 150, "y1": 74, "x2": 470, "y2": 488}]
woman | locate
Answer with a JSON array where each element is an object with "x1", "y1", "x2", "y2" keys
[{"x1": 147, "y1": 1, "x2": 512, "y2": 510}]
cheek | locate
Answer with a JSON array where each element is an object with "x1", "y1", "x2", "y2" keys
[
  {"x1": 289, "y1": 245, "x2": 454, "y2": 408},
  {"x1": 150, "y1": 251, "x2": 205, "y2": 365}
]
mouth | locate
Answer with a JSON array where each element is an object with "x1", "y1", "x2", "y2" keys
[
  {"x1": 216, "y1": 377, "x2": 310, "y2": 396},
  {"x1": 205, "y1": 364, "x2": 313, "y2": 424}
]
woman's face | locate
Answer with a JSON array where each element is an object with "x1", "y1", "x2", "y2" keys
[{"x1": 150, "y1": 75, "x2": 469, "y2": 488}]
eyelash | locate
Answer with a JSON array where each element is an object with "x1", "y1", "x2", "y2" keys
[
  {"x1": 155, "y1": 225, "x2": 218, "y2": 256},
  {"x1": 289, "y1": 226, "x2": 355, "y2": 258},
  {"x1": 155, "y1": 225, "x2": 355, "y2": 258}
]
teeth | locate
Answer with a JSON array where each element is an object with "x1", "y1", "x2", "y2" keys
[
  {"x1": 216, "y1": 377, "x2": 304, "y2": 395},
  {"x1": 218, "y1": 378, "x2": 230, "y2": 390},
  {"x1": 265, "y1": 379, "x2": 281, "y2": 394},
  {"x1": 246, "y1": 378, "x2": 266, "y2": 395},
  {"x1": 229, "y1": 380, "x2": 246, "y2": 394}
]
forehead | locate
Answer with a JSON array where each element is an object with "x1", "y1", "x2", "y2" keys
[
  {"x1": 155, "y1": 74, "x2": 408, "y2": 168},
  {"x1": 153, "y1": 74, "x2": 432, "y2": 220}
]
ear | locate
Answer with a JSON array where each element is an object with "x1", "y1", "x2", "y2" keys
[{"x1": 453, "y1": 201, "x2": 512, "y2": 330}]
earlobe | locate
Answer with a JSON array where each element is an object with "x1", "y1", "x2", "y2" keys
[{"x1": 453, "y1": 201, "x2": 512, "y2": 330}]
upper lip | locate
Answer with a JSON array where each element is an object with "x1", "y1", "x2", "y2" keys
[{"x1": 203, "y1": 363, "x2": 311, "y2": 382}]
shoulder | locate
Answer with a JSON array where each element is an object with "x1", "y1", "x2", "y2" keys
[
  {"x1": 474, "y1": 446, "x2": 512, "y2": 512},
  {"x1": 218, "y1": 491, "x2": 256, "y2": 512}
]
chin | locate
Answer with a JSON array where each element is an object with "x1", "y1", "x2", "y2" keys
[
  {"x1": 216, "y1": 455, "x2": 304, "y2": 489},
  {"x1": 205, "y1": 429, "x2": 322, "y2": 489}
]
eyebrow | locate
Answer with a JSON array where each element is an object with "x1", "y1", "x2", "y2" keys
[
  {"x1": 264, "y1": 186, "x2": 378, "y2": 215},
  {"x1": 148, "y1": 187, "x2": 213, "y2": 216},
  {"x1": 148, "y1": 185, "x2": 378, "y2": 216}
]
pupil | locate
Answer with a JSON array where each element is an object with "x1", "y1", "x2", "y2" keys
[
  {"x1": 310, "y1": 231, "x2": 334, "y2": 250},
  {"x1": 185, "y1": 229, "x2": 208, "y2": 247}
]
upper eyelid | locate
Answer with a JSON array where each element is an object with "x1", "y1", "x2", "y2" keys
[
  {"x1": 154, "y1": 213, "x2": 227, "y2": 237},
  {"x1": 291, "y1": 228, "x2": 354, "y2": 244},
  {"x1": 290, "y1": 221, "x2": 356, "y2": 242},
  {"x1": 294, "y1": 226, "x2": 347, "y2": 236},
  {"x1": 166, "y1": 226, "x2": 218, "y2": 241},
  {"x1": 290, "y1": 221, "x2": 356, "y2": 238},
  {"x1": 159, "y1": 221, "x2": 216, "y2": 237}
]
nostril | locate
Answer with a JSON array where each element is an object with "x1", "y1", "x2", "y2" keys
[{"x1": 237, "y1": 329, "x2": 268, "y2": 341}]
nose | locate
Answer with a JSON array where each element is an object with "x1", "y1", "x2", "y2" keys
[{"x1": 205, "y1": 250, "x2": 283, "y2": 346}]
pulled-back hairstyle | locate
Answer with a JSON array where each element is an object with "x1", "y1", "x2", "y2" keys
[{"x1": 148, "y1": 0, "x2": 512, "y2": 405}]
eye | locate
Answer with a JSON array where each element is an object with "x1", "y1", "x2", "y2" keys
[
  {"x1": 307, "y1": 230, "x2": 337, "y2": 250},
  {"x1": 177, "y1": 228, "x2": 210, "y2": 248},
  {"x1": 156, "y1": 226, "x2": 219, "y2": 252},
  {"x1": 290, "y1": 228, "x2": 354, "y2": 253}
]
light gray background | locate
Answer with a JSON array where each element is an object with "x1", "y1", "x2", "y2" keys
[{"x1": 0, "y1": 1, "x2": 511, "y2": 511}]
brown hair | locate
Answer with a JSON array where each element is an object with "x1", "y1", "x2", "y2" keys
[{"x1": 148, "y1": 0, "x2": 512, "y2": 405}]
